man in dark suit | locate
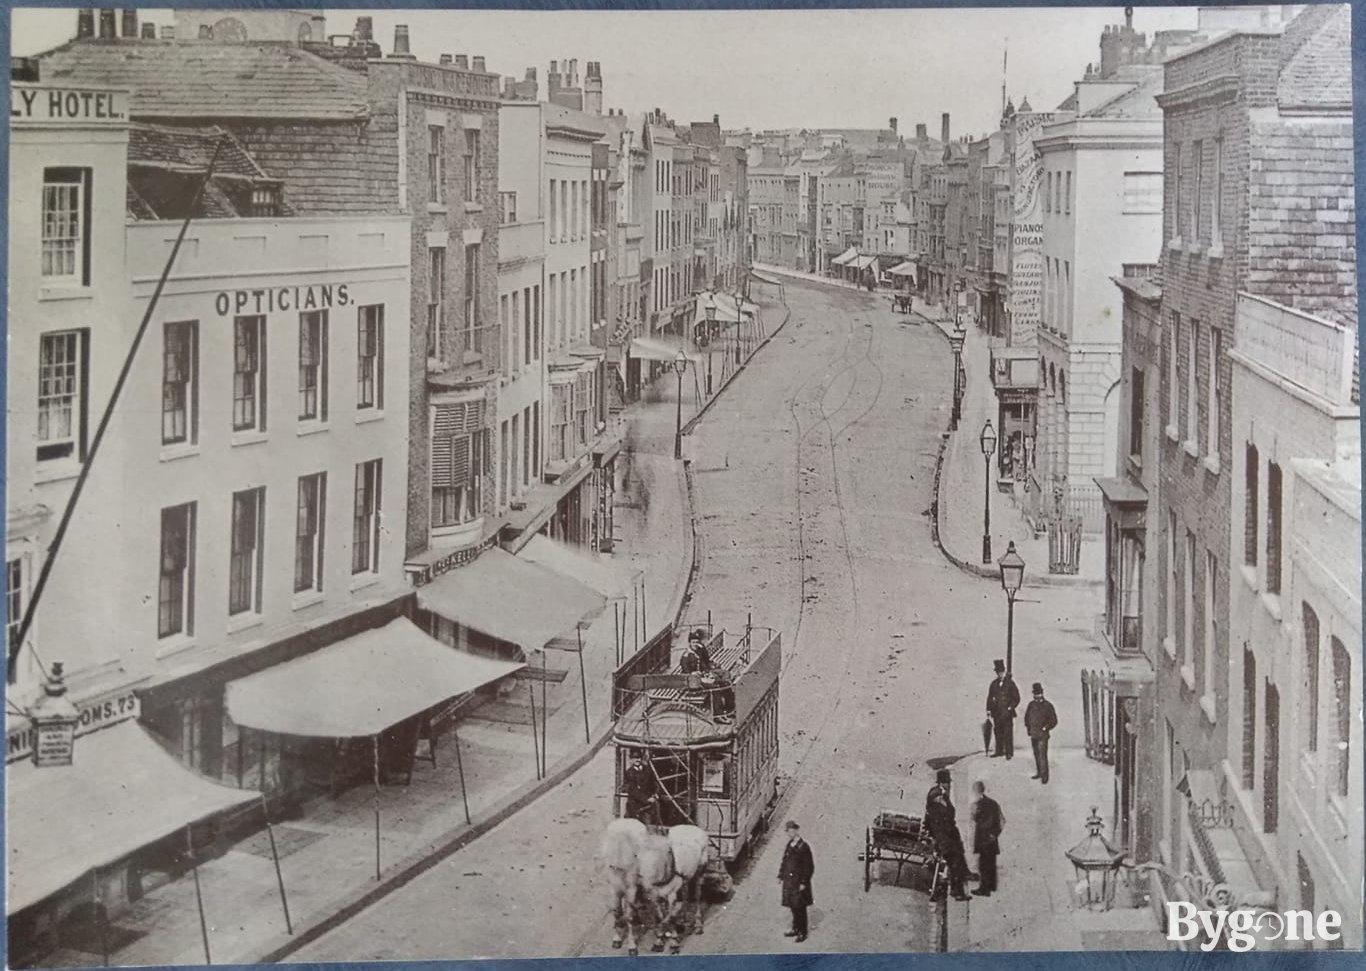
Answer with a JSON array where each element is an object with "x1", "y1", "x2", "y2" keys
[
  {"x1": 970, "y1": 780, "x2": 1004, "y2": 896},
  {"x1": 985, "y1": 659, "x2": 1021, "y2": 759},
  {"x1": 777, "y1": 821, "x2": 814, "y2": 942},
  {"x1": 923, "y1": 769, "x2": 972, "y2": 901},
  {"x1": 623, "y1": 754, "x2": 658, "y2": 824},
  {"x1": 1024, "y1": 682, "x2": 1059, "y2": 784}
]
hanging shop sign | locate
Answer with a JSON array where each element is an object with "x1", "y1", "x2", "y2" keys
[{"x1": 6, "y1": 690, "x2": 140, "y2": 764}]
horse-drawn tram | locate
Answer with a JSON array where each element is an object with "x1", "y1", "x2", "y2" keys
[{"x1": 612, "y1": 622, "x2": 782, "y2": 879}]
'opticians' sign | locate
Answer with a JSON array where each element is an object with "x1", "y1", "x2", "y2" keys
[
  {"x1": 11, "y1": 85, "x2": 128, "y2": 123},
  {"x1": 215, "y1": 284, "x2": 352, "y2": 317}
]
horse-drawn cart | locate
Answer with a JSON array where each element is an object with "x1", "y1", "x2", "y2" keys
[
  {"x1": 891, "y1": 293, "x2": 914, "y2": 314},
  {"x1": 860, "y1": 809, "x2": 944, "y2": 894}
]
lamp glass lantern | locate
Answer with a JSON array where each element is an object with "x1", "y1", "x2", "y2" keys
[
  {"x1": 998, "y1": 541, "x2": 1025, "y2": 597},
  {"x1": 29, "y1": 662, "x2": 80, "y2": 767},
  {"x1": 672, "y1": 350, "x2": 688, "y2": 375},
  {"x1": 979, "y1": 419, "x2": 997, "y2": 458},
  {"x1": 1065, "y1": 807, "x2": 1127, "y2": 911}
]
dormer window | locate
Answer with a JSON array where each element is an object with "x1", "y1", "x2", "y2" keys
[{"x1": 250, "y1": 185, "x2": 280, "y2": 218}]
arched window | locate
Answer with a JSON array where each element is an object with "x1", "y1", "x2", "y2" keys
[
  {"x1": 212, "y1": 17, "x2": 248, "y2": 42},
  {"x1": 1059, "y1": 371, "x2": 1067, "y2": 406}
]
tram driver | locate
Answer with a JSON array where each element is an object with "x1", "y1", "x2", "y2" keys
[{"x1": 623, "y1": 753, "x2": 660, "y2": 825}]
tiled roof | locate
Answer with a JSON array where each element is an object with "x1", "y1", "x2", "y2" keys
[
  {"x1": 38, "y1": 40, "x2": 369, "y2": 120},
  {"x1": 1086, "y1": 68, "x2": 1165, "y2": 119},
  {"x1": 127, "y1": 123, "x2": 291, "y2": 220},
  {"x1": 1278, "y1": 4, "x2": 1352, "y2": 108},
  {"x1": 129, "y1": 123, "x2": 269, "y2": 179}
]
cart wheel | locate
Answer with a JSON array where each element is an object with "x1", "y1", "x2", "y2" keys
[{"x1": 864, "y1": 829, "x2": 872, "y2": 892}]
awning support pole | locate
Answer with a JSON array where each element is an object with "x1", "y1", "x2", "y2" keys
[
  {"x1": 577, "y1": 626, "x2": 590, "y2": 745},
  {"x1": 93, "y1": 870, "x2": 108, "y2": 967},
  {"x1": 633, "y1": 585, "x2": 640, "y2": 654},
  {"x1": 642, "y1": 580, "x2": 648, "y2": 642},
  {"x1": 540, "y1": 652, "x2": 549, "y2": 777},
  {"x1": 614, "y1": 602, "x2": 621, "y2": 667},
  {"x1": 261, "y1": 794, "x2": 292, "y2": 934},
  {"x1": 186, "y1": 826, "x2": 212, "y2": 965},
  {"x1": 528, "y1": 683, "x2": 542, "y2": 780},
  {"x1": 372, "y1": 735, "x2": 381, "y2": 881},
  {"x1": 452, "y1": 722, "x2": 471, "y2": 825}
]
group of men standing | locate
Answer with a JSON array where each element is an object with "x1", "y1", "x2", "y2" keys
[
  {"x1": 984, "y1": 659, "x2": 1058, "y2": 784},
  {"x1": 923, "y1": 769, "x2": 1003, "y2": 900}
]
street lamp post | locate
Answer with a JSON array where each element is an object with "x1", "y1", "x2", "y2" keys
[
  {"x1": 673, "y1": 350, "x2": 688, "y2": 460},
  {"x1": 979, "y1": 420, "x2": 996, "y2": 564},
  {"x1": 734, "y1": 293, "x2": 744, "y2": 365},
  {"x1": 997, "y1": 541, "x2": 1025, "y2": 675},
  {"x1": 947, "y1": 326, "x2": 965, "y2": 431}
]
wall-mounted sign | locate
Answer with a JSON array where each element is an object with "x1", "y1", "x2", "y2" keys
[
  {"x1": 6, "y1": 690, "x2": 140, "y2": 763},
  {"x1": 33, "y1": 721, "x2": 76, "y2": 768},
  {"x1": 214, "y1": 283, "x2": 351, "y2": 317},
  {"x1": 11, "y1": 85, "x2": 128, "y2": 123}
]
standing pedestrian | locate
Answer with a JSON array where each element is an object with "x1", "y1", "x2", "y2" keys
[
  {"x1": 985, "y1": 659, "x2": 1020, "y2": 759},
  {"x1": 923, "y1": 769, "x2": 972, "y2": 901},
  {"x1": 970, "y1": 781, "x2": 1004, "y2": 896},
  {"x1": 1024, "y1": 682, "x2": 1058, "y2": 784},
  {"x1": 778, "y1": 821, "x2": 814, "y2": 942}
]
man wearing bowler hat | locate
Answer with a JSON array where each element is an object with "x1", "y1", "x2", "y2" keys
[
  {"x1": 985, "y1": 659, "x2": 1020, "y2": 759},
  {"x1": 778, "y1": 821, "x2": 814, "y2": 942},
  {"x1": 1024, "y1": 682, "x2": 1058, "y2": 784}
]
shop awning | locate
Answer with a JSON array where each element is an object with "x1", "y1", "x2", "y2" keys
[
  {"x1": 628, "y1": 336, "x2": 704, "y2": 363},
  {"x1": 852, "y1": 255, "x2": 878, "y2": 271},
  {"x1": 520, "y1": 534, "x2": 639, "y2": 599},
  {"x1": 750, "y1": 270, "x2": 784, "y2": 287},
  {"x1": 831, "y1": 247, "x2": 858, "y2": 266},
  {"x1": 415, "y1": 548, "x2": 606, "y2": 653},
  {"x1": 888, "y1": 261, "x2": 918, "y2": 278},
  {"x1": 7, "y1": 722, "x2": 258, "y2": 915},
  {"x1": 225, "y1": 617, "x2": 523, "y2": 738}
]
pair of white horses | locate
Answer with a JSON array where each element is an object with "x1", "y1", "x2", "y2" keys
[{"x1": 600, "y1": 818, "x2": 717, "y2": 955}]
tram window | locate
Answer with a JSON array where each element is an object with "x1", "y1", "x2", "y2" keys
[{"x1": 701, "y1": 756, "x2": 728, "y2": 795}]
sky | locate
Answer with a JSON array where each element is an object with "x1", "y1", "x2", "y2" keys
[{"x1": 11, "y1": 5, "x2": 1202, "y2": 138}]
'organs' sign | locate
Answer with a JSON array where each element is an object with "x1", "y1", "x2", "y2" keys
[{"x1": 1008, "y1": 111, "x2": 1057, "y2": 348}]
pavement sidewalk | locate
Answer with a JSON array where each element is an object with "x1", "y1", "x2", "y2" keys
[
  {"x1": 49, "y1": 296, "x2": 791, "y2": 970},
  {"x1": 912, "y1": 297, "x2": 1103, "y2": 587}
]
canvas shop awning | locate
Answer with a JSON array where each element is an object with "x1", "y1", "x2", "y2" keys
[
  {"x1": 831, "y1": 247, "x2": 858, "y2": 266},
  {"x1": 749, "y1": 270, "x2": 784, "y2": 287},
  {"x1": 888, "y1": 261, "x2": 918, "y2": 278},
  {"x1": 519, "y1": 533, "x2": 639, "y2": 600},
  {"x1": 7, "y1": 721, "x2": 258, "y2": 915},
  {"x1": 852, "y1": 255, "x2": 877, "y2": 271},
  {"x1": 627, "y1": 335, "x2": 705, "y2": 363},
  {"x1": 415, "y1": 548, "x2": 606, "y2": 654},
  {"x1": 225, "y1": 617, "x2": 524, "y2": 738}
]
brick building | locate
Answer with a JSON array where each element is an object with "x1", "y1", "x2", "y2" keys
[{"x1": 1144, "y1": 3, "x2": 1357, "y2": 937}]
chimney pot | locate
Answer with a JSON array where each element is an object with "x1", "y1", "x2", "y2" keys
[
  {"x1": 140, "y1": 21, "x2": 155, "y2": 39},
  {"x1": 393, "y1": 24, "x2": 411, "y2": 57},
  {"x1": 941, "y1": 112, "x2": 950, "y2": 144},
  {"x1": 713, "y1": 113, "x2": 719, "y2": 125},
  {"x1": 526, "y1": 67, "x2": 536, "y2": 80},
  {"x1": 76, "y1": 9, "x2": 95, "y2": 40},
  {"x1": 440, "y1": 53, "x2": 452, "y2": 64},
  {"x1": 455, "y1": 54, "x2": 469, "y2": 70},
  {"x1": 121, "y1": 9, "x2": 137, "y2": 38},
  {"x1": 472, "y1": 55, "x2": 485, "y2": 72},
  {"x1": 98, "y1": 9, "x2": 117, "y2": 39},
  {"x1": 550, "y1": 59, "x2": 558, "y2": 73},
  {"x1": 355, "y1": 16, "x2": 373, "y2": 41}
]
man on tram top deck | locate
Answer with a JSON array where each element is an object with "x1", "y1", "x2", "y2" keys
[{"x1": 680, "y1": 628, "x2": 713, "y2": 673}]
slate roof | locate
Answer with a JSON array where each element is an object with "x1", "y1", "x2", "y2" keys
[
  {"x1": 126, "y1": 122, "x2": 290, "y2": 220},
  {"x1": 37, "y1": 40, "x2": 369, "y2": 120},
  {"x1": 1085, "y1": 67, "x2": 1165, "y2": 119},
  {"x1": 1278, "y1": 3, "x2": 1352, "y2": 108}
]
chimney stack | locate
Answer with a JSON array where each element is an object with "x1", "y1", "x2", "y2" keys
[
  {"x1": 472, "y1": 55, "x2": 485, "y2": 72},
  {"x1": 941, "y1": 112, "x2": 950, "y2": 144},
  {"x1": 355, "y1": 16, "x2": 373, "y2": 41},
  {"x1": 915, "y1": 122, "x2": 927, "y2": 141},
  {"x1": 503, "y1": 76, "x2": 514, "y2": 97},
  {"x1": 310, "y1": 14, "x2": 325, "y2": 40},
  {"x1": 140, "y1": 21, "x2": 155, "y2": 39},
  {"x1": 98, "y1": 9, "x2": 117, "y2": 39},
  {"x1": 76, "y1": 9, "x2": 95, "y2": 40},
  {"x1": 568, "y1": 57, "x2": 578, "y2": 85},
  {"x1": 121, "y1": 9, "x2": 137, "y2": 38},
  {"x1": 1125, "y1": 5, "x2": 1133, "y2": 28},
  {"x1": 439, "y1": 53, "x2": 452, "y2": 65},
  {"x1": 393, "y1": 24, "x2": 412, "y2": 57},
  {"x1": 889, "y1": 117, "x2": 898, "y2": 133},
  {"x1": 455, "y1": 54, "x2": 468, "y2": 70},
  {"x1": 583, "y1": 59, "x2": 603, "y2": 115}
]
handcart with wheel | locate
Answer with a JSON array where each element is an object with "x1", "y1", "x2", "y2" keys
[{"x1": 860, "y1": 809, "x2": 945, "y2": 894}]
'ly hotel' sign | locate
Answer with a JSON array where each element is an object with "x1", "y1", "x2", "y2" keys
[{"x1": 11, "y1": 85, "x2": 128, "y2": 124}]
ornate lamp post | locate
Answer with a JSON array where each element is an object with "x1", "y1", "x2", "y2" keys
[
  {"x1": 673, "y1": 350, "x2": 688, "y2": 461},
  {"x1": 734, "y1": 292, "x2": 744, "y2": 365},
  {"x1": 947, "y1": 326, "x2": 965, "y2": 431},
  {"x1": 1065, "y1": 807, "x2": 1127, "y2": 911},
  {"x1": 997, "y1": 541, "x2": 1025, "y2": 675},
  {"x1": 979, "y1": 420, "x2": 996, "y2": 564}
]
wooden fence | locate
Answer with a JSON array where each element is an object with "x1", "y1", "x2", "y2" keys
[{"x1": 1081, "y1": 667, "x2": 1116, "y2": 765}]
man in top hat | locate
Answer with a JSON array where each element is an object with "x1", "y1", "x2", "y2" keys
[
  {"x1": 985, "y1": 659, "x2": 1021, "y2": 759},
  {"x1": 623, "y1": 753, "x2": 658, "y2": 824},
  {"x1": 923, "y1": 769, "x2": 972, "y2": 901},
  {"x1": 1023, "y1": 682, "x2": 1059, "y2": 784},
  {"x1": 777, "y1": 821, "x2": 814, "y2": 942}
]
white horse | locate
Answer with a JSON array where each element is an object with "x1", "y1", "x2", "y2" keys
[
  {"x1": 634, "y1": 831, "x2": 684, "y2": 953},
  {"x1": 665, "y1": 825, "x2": 717, "y2": 939},
  {"x1": 600, "y1": 818, "x2": 648, "y2": 955}
]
